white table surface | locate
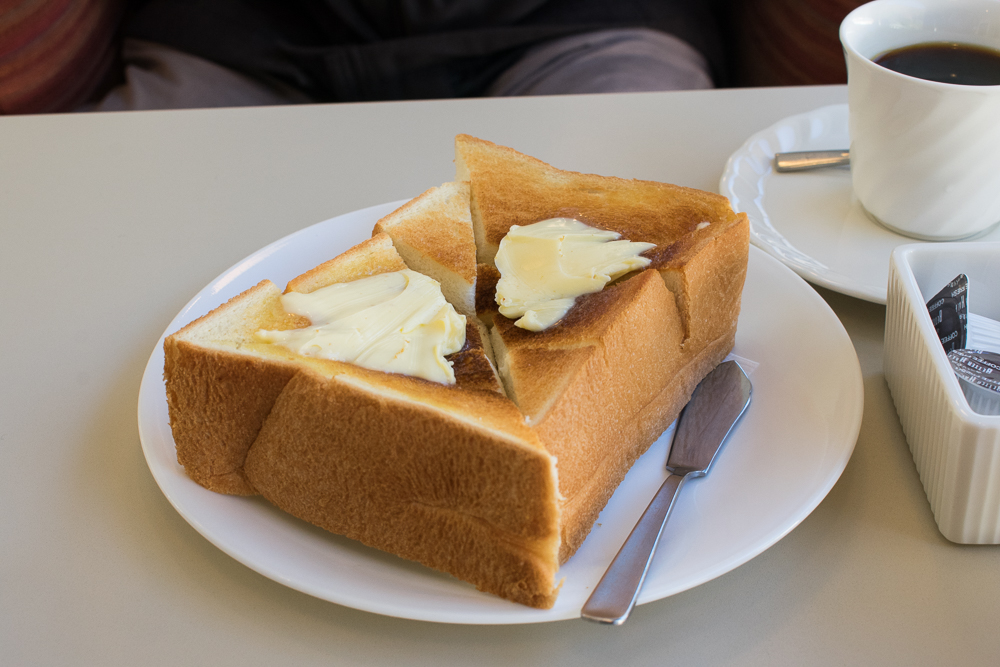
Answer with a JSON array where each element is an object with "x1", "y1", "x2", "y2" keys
[{"x1": 3, "y1": 84, "x2": 999, "y2": 666}]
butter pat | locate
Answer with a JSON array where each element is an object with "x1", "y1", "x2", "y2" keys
[
  {"x1": 257, "y1": 269, "x2": 466, "y2": 384},
  {"x1": 495, "y1": 218, "x2": 655, "y2": 331}
]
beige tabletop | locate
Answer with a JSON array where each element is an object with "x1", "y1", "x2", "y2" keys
[{"x1": 3, "y1": 84, "x2": 998, "y2": 665}]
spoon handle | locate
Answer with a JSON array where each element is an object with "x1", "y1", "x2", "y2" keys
[
  {"x1": 580, "y1": 473, "x2": 686, "y2": 625},
  {"x1": 774, "y1": 149, "x2": 850, "y2": 172}
]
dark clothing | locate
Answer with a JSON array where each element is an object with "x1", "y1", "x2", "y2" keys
[{"x1": 123, "y1": 0, "x2": 726, "y2": 102}]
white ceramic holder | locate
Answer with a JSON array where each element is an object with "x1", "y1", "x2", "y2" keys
[{"x1": 884, "y1": 242, "x2": 1000, "y2": 543}]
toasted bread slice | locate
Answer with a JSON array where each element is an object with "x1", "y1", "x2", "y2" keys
[
  {"x1": 164, "y1": 280, "x2": 313, "y2": 495},
  {"x1": 165, "y1": 234, "x2": 410, "y2": 495},
  {"x1": 286, "y1": 232, "x2": 408, "y2": 294},
  {"x1": 372, "y1": 188, "x2": 503, "y2": 384},
  {"x1": 455, "y1": 134, "x2": 737, "y2": 267},
  {"x1": 455, "y1": 135, "x2": 749, "y2": 558},
  {"x1": 165, "y1": 135, "x2": 748, "y2": 608},
  {"x1": 490, "y1": 269, "x2": 732, "y2": 559},
  {"x1": 165, "y1": 233, "x2": 500, "y2": 495},
  {"x1": 244, "y1": 365, "x2": 561, "y2": 608},
  {"x1": 373, "y1": 182, "x2": 477, "y2": 317},
  {"x1": 455, "y1": 133, "x2": 750, "y2": 350}
]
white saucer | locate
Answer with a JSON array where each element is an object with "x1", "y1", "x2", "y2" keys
[{"x1": 719, "y1": 104, "x2": 1000, "y2": 304}]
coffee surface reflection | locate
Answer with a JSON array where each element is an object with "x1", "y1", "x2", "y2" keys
[{"x1": 874, "y1": 42, "x2": 1000, "y2": 85}]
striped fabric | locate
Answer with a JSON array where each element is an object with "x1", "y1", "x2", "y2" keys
[
  {"x1": 1, "y1": 0, "x2": 123, "y2": 114},
  {"x1": 732, "y1": 0, "x2": 865, "y2": 87}
]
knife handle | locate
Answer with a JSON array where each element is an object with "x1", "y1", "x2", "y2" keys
[
  {"x1": 581, "y1": 473, "x2": 686, "y2": 625},
  {"x1": 773, "y1": 149, "x2": 850, "y2": 172}
]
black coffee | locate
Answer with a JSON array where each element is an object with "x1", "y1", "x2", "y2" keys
[{"x1": 874, "y1": 41, "x2": 1000, "y2": 85}]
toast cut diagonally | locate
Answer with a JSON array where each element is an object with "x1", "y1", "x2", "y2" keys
[
  {"x1": 285, "y1": 232, "x2": 408, "y2": 294},
  {"x1": 373, "y1": 181, "x2": 477, "y2": 318},
  {"x1": 164, "y1": 134, "x2": 749, "y2": 608},
  {"x1": 455, "y1": 135, "x2": 749, "y2": 559},
  {"x1": 244, "y1": 365, "x2": 562, "y2": 608},
  {"x1": 455, "y1": 133, "x2": 750, "y2": 350},
  {"x1": 165, "y1": 234, "x2": 412, "y2": 495},
  {"x1": 165, "y1": 231, "x2": 500, "y2": 496},
  {"x1": 455, "y1": 134, "x2": 740, "y2": 268}
]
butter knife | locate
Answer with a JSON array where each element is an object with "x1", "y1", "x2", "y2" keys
[{"x1": 581, "y1": 360, "x2": 752, "y2": 625}]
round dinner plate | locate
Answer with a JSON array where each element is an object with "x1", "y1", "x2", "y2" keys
[
  {"x1": 138, "y1": 200, "x2": 864, "y2": 624},
  {"x1": 719, "y1": 103, "x2": 1000, "y2": 304}
]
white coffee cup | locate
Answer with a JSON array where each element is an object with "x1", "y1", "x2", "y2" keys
[{"x1": 840, "y1": 0, "x2": 1000, "y2": 240}]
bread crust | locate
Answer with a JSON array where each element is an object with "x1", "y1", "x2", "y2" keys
[
  {"x1": 490, "y1": 269, "x2": 712, "y2": 559},
  {"x1": 164, "y1": 280, "x2": 305, "y2": 495},
  {"x1": 285, "y1": 233, "x2": 407, "y2": 294},
  {"x1": 244, "y1": 368, "x2": 561, "y2": 608},
  {"x1": 455, "y1": 134, "x2": 744, "y2": 269}
]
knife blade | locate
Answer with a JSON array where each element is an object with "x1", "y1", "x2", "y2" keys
[{"x1": 581, "y1": 360, "x2": 752, "y2": 625}]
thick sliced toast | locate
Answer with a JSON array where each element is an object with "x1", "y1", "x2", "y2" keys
[
  {"x1": 244, "y1": 366, "x2": 561, "y2": 608},
  {"x1": 373, "y1": 181, "x2": 477, "y2": 318},
  {"x1": 164, "y1": 206, "x2": 556, "y2": 604},
  {"x1": 164, "y1": 233, "x2": 500, "y2": 495},
  {"x1": 371, "y1": 181, "x2": 500, "y2": 374},
  {"x1": 163, "y1": 279, "x2": 309, "y2": 495},
  {"x1": 455, "y1": 134, "x2": 749, "y2": 351},
  {"x1": 163, "y1": 136, "x2": 749, "y2": 608},
  {"x1": 456, "y1": 135, "x2": 749, "y2": 558},
  {"x1": 455, "y1": 134, "x2": 739, "y2": 267}
]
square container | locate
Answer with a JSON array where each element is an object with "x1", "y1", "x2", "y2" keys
[{"x1": 885, "y1": 243, "x2": 1000, "y2": 543}]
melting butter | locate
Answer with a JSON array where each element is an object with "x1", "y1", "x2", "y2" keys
[
  {"x1": 495, "y1": 218, "x2": 655, "y2": 331},
  {"x1": 257, "y1": 269, "x2": 466, "y2": 384}
]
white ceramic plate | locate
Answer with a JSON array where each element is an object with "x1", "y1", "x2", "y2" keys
[
  {"x1": 719, "y1": 103, "x2": 1000, "y2": 304},
  {"x1": 138, "y1": 201, "x2": 864, "y2": 624}
]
